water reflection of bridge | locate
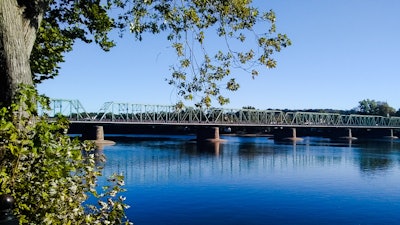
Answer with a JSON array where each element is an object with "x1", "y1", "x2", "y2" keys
[
  {"x1": 43, "y1": 100, "x2": 400, "y2": 140},
  {"x1": 99, "y1": 138, "x2": 400, "y2": 185}
]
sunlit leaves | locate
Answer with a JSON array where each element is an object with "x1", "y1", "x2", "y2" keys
[
  {"x1": 263, "y1": 10, "x2": 276, "y2": 23},
  {"x1": 31, "y1": 20, "x2": 74, "y2": 83},
  {"x1": 0, "y1": 86, "x2": 131, "y2": 224},
  {"x1": 238, "y1": 50, "x2": 254, "y2": 64},
  {"x1": 172, "y1": 42, "x2": 185, "y2": 56},
  {"x1": 33, "y1": 0, "x2": 291, "y2": 108},
  {"x1": 180, "y1": 59, "x2": 190, "y2": 68},
  {"x1": 32, "y1": 0, "x2": 117, "y2": 83},
  {"x1": 126, "y1": 0, "x2": 290, "y2": 107},
  {"x1": 196, "y1": 31, "x2": 205, "y2": 44},
  {"x1": 226, "y1": 78, "x2": 240, "y2": 91}
]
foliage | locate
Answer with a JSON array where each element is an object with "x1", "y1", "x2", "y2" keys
[
  {"x1": 358, "y1": 99, "x2": 396, "y2": 116},
  {"x1": 31, "y1": 0, "x2": 291, "y2": 107},
  {"x1": 128, "y1": 0, "x2": 291, "y2": 107},
  {"x1": 31, "y1": 0, "x2": 115, "y2": 83},
  {"x1": 0, "y1": 85, "x2": 131, "y2": 225}
]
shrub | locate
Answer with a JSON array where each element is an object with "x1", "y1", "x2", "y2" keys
[{"x1": 0, "y1": 86, "x2": 130, "y2": 224}]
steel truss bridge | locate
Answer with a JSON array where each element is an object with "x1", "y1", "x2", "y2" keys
[{"x1": 39, "y1": 99, "x2": 400, "y2": 129}]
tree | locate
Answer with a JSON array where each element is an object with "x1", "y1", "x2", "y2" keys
[
  {"x1": 0, "y1": 0, "x2": 290, "y2": 108},
  {"x1": 357, "y1": 99, "x2": 395, "y2": 116},
  {"x1": 376, "y1": 101, "x2": 396, "y2": 117},
  {"x1": 358, "y1": 99, "x2": 378, "y2": 115}
]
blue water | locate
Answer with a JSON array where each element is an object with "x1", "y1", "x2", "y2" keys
[{"x1": 97, "y1": 135, "x2": 400, "y2": 225}]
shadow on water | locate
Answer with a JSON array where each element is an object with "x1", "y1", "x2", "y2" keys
[
  {"x1": 185, "y1": 141, "x2": 223, "y2": 156},
  {"x1": 352, "y1": 139, "x2": 400, "y2": 175},
  {"x1": 105, "y1": 134, "x2": 193, "y2": 144},
  {"x1": 237, "y1": 141, "x2": 286, "y2": 161},
  {"x1": 106, "y1": 134, "x2": 225, "y2": 156},
  {"x1": 272, "y1": 137, "x2": 400, "y2": 176},
  {"x1": 102, "y1": 134, "x2": 400, "y2": 178}
]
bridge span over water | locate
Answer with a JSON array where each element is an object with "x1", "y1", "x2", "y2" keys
[{"x1": 42, "y1": 99, "x2": 400, "y2": 140}]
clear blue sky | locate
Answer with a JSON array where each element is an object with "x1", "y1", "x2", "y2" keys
[{"x1": 37, "y1": 0, "x2": 400, "y2": 113}]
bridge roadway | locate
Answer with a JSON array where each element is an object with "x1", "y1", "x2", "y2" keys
[{"x1": 43, "y1": 99, "x2": 400, "y2": 140}]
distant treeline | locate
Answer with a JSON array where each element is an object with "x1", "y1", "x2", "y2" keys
[{"x1": 245, "y1": 99, "x2": 400, "y2": 117}]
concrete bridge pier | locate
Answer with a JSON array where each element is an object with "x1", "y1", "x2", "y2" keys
[
  {"x1": 197, "y1": 127, "x2": 226, "y2": 142},
  {"x1": 287, "y1": 128, "x2": 303, "y2": 141},
  {"x1": 81, "y1": 125, "x2": 115, "y2": 146},
  {"x1": 341, "y1": 128, "x2": 357, "y2": 140},
  {"x1": 96, "y1": 125, "x2": 104, "y2": 142},
  {"x1": 384, "y1": 129, "x2": 399, "y2": 139},
  {"x1": 273, "y1": 127, "x2": 303, "y2": 141}
]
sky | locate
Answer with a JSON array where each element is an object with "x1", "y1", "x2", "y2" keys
[{"x1": 37, "y1": 0, "x2": 400, "y2": 113}]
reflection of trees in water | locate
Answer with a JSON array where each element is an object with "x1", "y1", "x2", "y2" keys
[
  {"x1": 238, "y1": 143, "x2": 277, "y2": 157},
  {"x1": 354, "y1": 140, "x2": 398, "y2": 175},
  {"x1": 100, "y1": 137, "x2": 400, "y2": 184},
  {"x1": 359, "y1": 157, "x2": 392, "y2": 175}
]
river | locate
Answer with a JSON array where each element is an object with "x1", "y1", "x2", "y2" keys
[{"x1": 96, "y1": 134, "x2": 400, "y2": 225}]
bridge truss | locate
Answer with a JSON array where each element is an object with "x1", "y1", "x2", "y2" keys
[
  {"x1": 42, "y1": 100, "x2": 400, "y2": 128},
  {"x1": 39, "y1": 99, "x2": 91, "y2": 120}
]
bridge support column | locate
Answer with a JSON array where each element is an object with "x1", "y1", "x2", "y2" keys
[
  {"x1": 341, "y1": 128, "x2": 357, "y2": 140},
  {"x1": 96, "y1": 126, "x2": 104, "y2": 141},
  {"x1": 292, "y1": 128, "x2": 297, "y2": 139},
  {"x1": 197, "y1": 127, "x2": 226, "y2": 142},
  {"x1": 82, "y1": 125, "x2": 104, "y2": 141},
  {"x1": 384, "y1": 129, "x2": 399, "y2": 139},
  {"x1": 81, "y1": 126, "x2": 115, "y2": 146},
  {"x1": 273, "y1": 127, "x2": 303, "y2": 141},
  {"x1": 288, "y1": 128, "x2": 303, "y2": 141}
]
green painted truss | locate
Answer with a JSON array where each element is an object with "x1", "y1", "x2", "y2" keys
[{"x1": 41, "y1": 100, "x2": 400, "y2": 128}]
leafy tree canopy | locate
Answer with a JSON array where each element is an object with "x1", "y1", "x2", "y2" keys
[
  {"x1": 357, "y1": 99, "x2": 396, "y2": 116},
  {"x1": 32, "y1": 0, "x2": 291, "y2": 107}
]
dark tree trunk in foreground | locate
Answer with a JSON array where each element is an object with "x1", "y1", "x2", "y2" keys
[{"x1": 0, "y1": 0, "x2": 41, "y2": 106}]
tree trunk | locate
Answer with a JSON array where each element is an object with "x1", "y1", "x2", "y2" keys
[{"x1": 0, "y1": 0, "x2": 40, "y2": 106}]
